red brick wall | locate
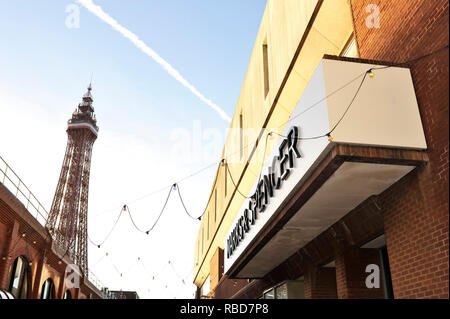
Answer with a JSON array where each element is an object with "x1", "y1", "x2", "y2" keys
[
  {"x1": 217, "y1": 1, "x2": 448, "y2": 300},
  {"x1": 304, "y1": 262, "x2": 338, "y2": 299},
  {"x1": 352, "y1": 0, "x2": 449, "y2": 298},
  {"x1": 0, "y1": 194, "x2": 102, "y2": 299},
  {"x1": 0, "y1": 204, "x2": 43, "y2": 293}
]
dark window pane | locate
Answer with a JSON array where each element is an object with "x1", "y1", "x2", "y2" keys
[{"x1": 9, "y1": 256, "x2": 28, "y2": 299}]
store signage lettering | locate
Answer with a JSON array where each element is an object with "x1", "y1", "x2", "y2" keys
[{"x1": 226, "y1": 126, "x2": 301, "y2": 259}]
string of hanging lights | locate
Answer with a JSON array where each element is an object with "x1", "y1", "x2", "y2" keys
[
  {"x1": 87, "y1": 67, "x2": 366, "y2": 244},
  {"x1": 222, "y1": 45, "x2": 449, "y2": 199},
  {"x1": 90, "y1": 249, "x2": 195, "y2": 296},
  {"x1": 80, "y1": 45, "x2": 449, "y2": 251}
]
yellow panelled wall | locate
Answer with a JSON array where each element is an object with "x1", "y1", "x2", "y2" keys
[{"x1": 194, "y1": 0, "x2": 355, "y2": 288}]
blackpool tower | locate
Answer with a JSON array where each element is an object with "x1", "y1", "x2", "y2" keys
[{"x1": 46, "y1": 84, "x2": 98, "y2": 276}]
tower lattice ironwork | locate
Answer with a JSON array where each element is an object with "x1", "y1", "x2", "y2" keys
[{"x1": 46, "y1": 84, "x2": 99, "y2": 276}]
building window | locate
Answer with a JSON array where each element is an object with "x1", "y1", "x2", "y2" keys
[
  {"x1": 197, "y1": 240, "x2": 200, "y2": 264},
  {"x1": 224, "y1": 163, "x2": 227, "y2": 198},
  {"x1": 40, "y1": 278, "x2": 55, "y2": 299},
  {"x1": 239, "y1": 112, "x2": 244, "y2": 160},
  {"x1": 214, "y1": 189, "x2": 217, "y2": 223},
  {"x1": 262, "y1": 280, "x2": 305, "y2": 299},
  {"x1": 262, "y1": 40, "x2": 270, "y2": 98},
  {"x1": 341, "y1": 34, "x2": 359, "y2": 58},
  {"x1": 0, "y1": 288, "x2": 14, "y2": 299},
  {"x1": 200, "y1": 275, "x2": 211, "y2": 299},
  {"x1": 361, "y1": 235, "x2": 394, "y2": 299},
  {"x1": 63, "y1": 290, "x2": 72, "y2": 299},
  {"x1": 263, "y1": 288, "x2": 274, "y2": 299},
  {"x1": 275, "y1": 283, "x2": 288, "y2": 299},
  {"x1": 8, "y1": 256, "x2": 29, "y2": 299}
]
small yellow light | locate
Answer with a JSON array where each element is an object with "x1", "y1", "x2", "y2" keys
[
  {"x1": 22, "y1": 233, "x2": 26, "y2": 237},
  {"x1": 328, "y1": 136, "x2": 333, "y2": 142},
  {"x1": 369, "y1": 72, "x2": 374, "y2": 78}
]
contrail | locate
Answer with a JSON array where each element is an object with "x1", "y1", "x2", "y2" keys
[{"x1": 77, "y1": 0, "x2": 232, "y2": 123}]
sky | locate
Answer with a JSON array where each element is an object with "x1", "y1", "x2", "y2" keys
[{"x1": 0, "y1": 0, "x2": 267, "y2": 298}]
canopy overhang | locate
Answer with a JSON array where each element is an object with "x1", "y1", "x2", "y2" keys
[{"x1": 225, "y1": 57, "x2": 428, "y2": 278}]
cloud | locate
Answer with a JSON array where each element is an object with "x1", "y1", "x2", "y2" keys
[{"x1": 77, "y1": 0, "x2": 232, "y2": 123}]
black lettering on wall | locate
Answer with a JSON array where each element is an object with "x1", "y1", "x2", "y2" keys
[
  {"x1": 226, "y1": 126, "x2": 302, "y2": 259},
  {"x1": 287, "y1": 126, "x2": 301, "y2": 168}
]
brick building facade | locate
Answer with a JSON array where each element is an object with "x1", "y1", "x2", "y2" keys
[
  {"x1": 0, "y1": 159, "x2": 104, "y2": 299},
  {"x1": 195, "y1": 0, "x2": 448, "y2": 299},
  {"x1": 351, "y1": 0, "x2": 449, "y2": 299}
]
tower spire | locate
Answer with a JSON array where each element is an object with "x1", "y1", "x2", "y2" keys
[
  {"x1": 46, "y1": 84, "x2": 99, "y2": 276},
  {"x1": 72, "y1": 84, "x2": 97, "y2": 129}
]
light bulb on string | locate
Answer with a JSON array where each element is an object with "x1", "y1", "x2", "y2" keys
[{"x1": 326, "y1": 133, "x2": 333, "y2": 142}]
